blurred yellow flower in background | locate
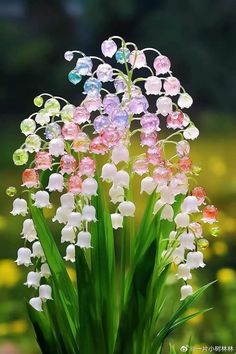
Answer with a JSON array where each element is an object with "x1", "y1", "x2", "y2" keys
[
  {"x1": 186, "y1": 307, "x2": 204, "y2": 325},
  {"x1": 212, "y1": 241, "x2": 228, "y2": 256},
  {"x1": 0, "y1": 259, "x2": 21, "y2": 287},
  {"x1": 0, "y1": 215, "x2": 7, "y2": 231},
  {"x1": 0, "y1": 320, "x2": 27, "y2": 336},
  {"x1": 209, "y1": 156, "x2": 227, "y2": 177},
  {"x1": 216, "y1": 268, "x2": 236, "y2": 284}
]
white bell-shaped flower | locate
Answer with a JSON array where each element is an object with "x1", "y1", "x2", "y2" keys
[
  {"x1": 181, "y1": 196, "x2": 199, "y2": 214},
  {"x1": 169, "y1": 231, "x2": 177, "y2": 241},
  {"x1": 81, "y1": 178, "x2": 98, "y2": 197},
  {"x1": 29, "y1": 297, "x2": 43, "y2": 312},
  {"x1": 111, "y1": 145, "x2": 129, "y2": 165},
  {"x1": 47, "y1": 173, "x2": 64, "y2": 192},
  {"x1": 177, "y1": 93, "x2": 193, "y2": 109},
  {"x1": 64, "y1": 244, "x2": 75, "y2": 262},
  {"x1": 32, "y1": 241, "x2": 45, "y2": 258},
  {"x1": 49, "y1": 138, "x2": 65, "y2": 157},
  {"x1": 118, "y1": 201, "x2": 135, "y2": 217},
  {"x1": 171, "y1": 246, "x2": 185, "y2": 265},
  {"x1": 141, "y1": 177, "x2": 156, "y2": 195},
  {"x1": 111, "y1": 213, "x2": 123, "y2": 229},
  {"x1": 61, "y1": 225, "x2": 76, "y2": 243},
  {"x1": 179, "y1": 231, "x2": 195, "y2": 250},
  {"x1": 40, "y1": 263, "x2": 51, "y2": 278},
  {"x1": 170, "y1": 173, "x2": 188, "y2": 196},
  {"x1": 67, "y1": 212, "x2": 82, "y2": 228},
  {"x1": 24, "y1": 271, "x2": 41, "y2": 288},
  {"x1": 35, "y1": 111, "x2": 50, "y2": 126},
  {"x1": 60, "y1": 193, "x2": 74, "y2": 210},
  {"x1": 11, "y1": 198, "x2": 28, "y2": 216},
  {"x1": 109, "y1": 185, "x2": 124, "y2": 204},
  {"x1": 186, "y1": 251, "x2": 205, "y2": 269},
  {"x1": 15, "y1": 247, "x2": 32, "y2": 266},
  {"x1": 21, "y1": 219, "x2": 37, "y2": 242},
  {"x1": 101, "y1": 163, "x2": 117, "y2": 182},
  {"x1": 153, "y1": 200, "x2": 164, "y2": 214},
  {"x1": 160, "y1": 185, "x2": 175, "y2": 205},
  {"x1": 176, "y1": 140, "x2": 190, "y2": 157},
  {"x1": 115, "y1": 170, "x2": 129, "y2": 188},
  {"x1": 175, "y1": 213, "x2": 190, "y2": 228},
  {"x1": 76, "y1": 231, "x2": 92, "y2": 248},
  {"x1": 34, "y1": 191, "x2": 51, "y2": 208},
  {"x1": 82, "y1": 205, "x2": 96, "y2": 222},
  {"x1": 161, "y1": 204, "x2": 174, "y2": 221},
  {"x1": 52, "y1": 207, "x2": 71, "y2": 224},
  {"x1": 183, "y1": 126, "x2": 199, "y2": 140},
  {"x1": 180, "y1": 285, "x2": 193, "y2": 300},
  {"x1": 176, "y1": 264, "x2": 192, "y2": 281},
  {"x1": 39, "y1": 284, "x2": 52, "y2": 301}
]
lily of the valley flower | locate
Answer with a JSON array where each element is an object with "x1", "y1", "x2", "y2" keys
[
  {"x1": 64, "y1": 244, "x2": 75, "y2": 262},
  {"x1": 21, "y1": 219, "x2": 38, "y2": 242},
  {"x1": 11, "y1": 198, "x2": 28, "y2": 216},
  {"x1": 47, "y1": 173, "x2": 64, "y2": 192},
  {"x1": 186, "y1": 251, "x2": 205, "y2": 269},
  {"x1": 76, "y1": 231, "x2": 92, "y2": 248},
  {"x1": 24, "y1": 271, "x2": 41, "y2": 288},
  {"x1": 118, "y1": 201, "x2": 135, "y2": 217},
  {"x1": 111, "y1": 213, "x2": 123, "y2": 229},
  {"x1": 15, "y1": 247, "x2": 32, "y2": 266},
  {"x1": 180, "y1": 284, "x2": 193, "y2": 300}
]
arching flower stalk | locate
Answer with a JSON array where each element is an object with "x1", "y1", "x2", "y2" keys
[{"x1": 8, "y1": 36, "x2": 218, "y2": 354}]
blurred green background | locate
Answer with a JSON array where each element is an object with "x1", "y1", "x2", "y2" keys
[{"x1": 0, "y1": 1, "x2": 236, "y2": 353}]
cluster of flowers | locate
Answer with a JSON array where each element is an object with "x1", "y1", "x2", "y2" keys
[{"x1": 8, "y1": 36, "x2": 218, "y2": 311}]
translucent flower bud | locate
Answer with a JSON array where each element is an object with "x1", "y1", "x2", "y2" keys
[
  {"x1": 171, "y1": 246, "x2": 185, "y2": 265},
  {"x1": 81, "y1": 178, "x2": 98, "y2": 197},
  {"x1": 82, "y1": 205, "x2": 96, "y2": 222},
  {"x1": 101, "y1": 39, "x2": 117, "y2": 58},
  {"x1": 11, "y1": 198, "x2": 28, "y2": 216},
  {"x1": 156, "y1": 96, "x2": 172, "y2": 116},
  {"x1": 169, "y1": 231, "x2": 177, "y2": 241},
  {"x1": 89, "y1": 136, "x2": 109, "y2": 155},
  {"x1": 192, "y1": 187, "x2": 206, "y2": 205},
  {"x1": 93, "y1": 115, "x2": 110, "y2": 133},
  {"x1": 111, "y1": 213, "x2": 123, "y2": 229},
  {"x1": 44, "y1": 98, "x2": 60, "y2": 115},
  {"x1": 33, "y1": 95, "x2": 44, "y2": 107},
  {"x1": 183, "y1": 126, "x2": 199, "y2": 140},
  {"x1": 20, "y1": 118, "x2": 36, "y2": 136},
  {"x1": 35, "y1": 110, "x2": 50, "y2": 126},
  {"x1": 161, "y1": 204, "x2": 174, "y2": 221},
  {"x1": 74, "y1": 106, "x2": 90, "y2": 124},
  {"x1": 133, "y1": 158, "x2": 149, "y2": 175},
  {"x1": 29, "y1": 297, "x2": 43, "y2": 311},
  {"x1": 186, "y1": 251, "x2": 205, "y2": 269},
  {"x1": 101, "y1": 163, "x2": 117, "y2": 182},
  {"x1": 84, "y1": 78, "x2": 102, "y2": 96},
  {"x1": 176, "y1": 140, "x2": 190, "y2": 157},
  {"x1": 115, "y1": 170, "x2": 129, "y2": 188},
  {"x1": 141, "y1": 177, "x2": 156, "y2": 195},
  {"x1": 61, "y1": 225, "x2": 76, "y2": 243},
  {"x1": 83, "y1": 95, "x2": 102, "y2": 113},
  {"x1": 179, "y1": 231, "x2": 195, "y2": 250},
  {"x1": 52, "y1": 207, "x2": 71, "y2": 224},
  {"x1": 32, "y1": 241, "x2": 45, "y2": 258},
  {"x1": 129, "y1": 50, "x2": 146, "y2": 68},
  {"x1": 13, "y1": 149, "x2": 29, "y2": 166},
  {"x1": 141, "y1": 113, "x2": 160, "y2": 134},
  {"x1": 153, "y1": 55, "x2": 171, "y2": 75},
  {"x1": 103, "y1": 94, "x2": 120, "y2": 115},
  {"x1": 178, "y1": 93, "x2": 193, "y2": 109},
  {"x1": 118, "y1": 201, "x2": 135, "y2": 217},
  {"x1": 163, "y1": 77, "x2": 180, "y2": 96},
  {"x1": 45, "y1": 123, "x2": 61, "y2": 140},
  {"x1": 76, "y1": 231, "x2": 92, "y2": 248},
  {"x1": 64, "y1": 50, "x2": 74, "y2": 61},
  {"x1": 114, "y1": 76, "x2": 127, "y2": 93},
  {"x1": 49, "y1": 138, "x2": 65, "y2": 157},
  {"x1": 22, "y1": 169, "x2": 39, "y2": 188},
  {"x1": 166, "y1": 111, "x2": 184, "y2": 129},
  {"x1": 181, "y1": 196, "x2": 199, "y2": 214},
  {"x1": 96, "y1": 63, "x2": 113, "y2": 82},
  {"x1": 40, "y1": 263, "x2": 51, "y2": 278},
  {"x1": 35, "y1": 151, "x2": 52, "y2": 170},
  {"x1": 75, "y1": 56, "x2": 93, "y2": 75},
  {"x1": 180, "y1": 285, "x2": 193, "y2": 300},
  {"x1": 47, "y1": 173, "x2": 64, "y2": 192},
  {"x1": 67, "y1": 175, "x2": 82, "y2": 194},
  {"x1": 160, "y1": 185, "x2": 175, "y2": 205},
  {"x1": 79, "y1": 157, "x2": 96, "y2": 177},
  {"x1": 72, "y1": 132, "x2": 90, "y2": 153},
  {"x1": 202, "y1": 205, "x2": 218, "y2": 224},
  {"x1": 15, "y1": 247, "x2": 32, "y2": 266},
  {"x1": 24, "y1": 271, "x2": 41, "y2": 289},
  {"x1": 174, "y1": 213, "x2": 190, "y2": 228},
  {"x1": 67, "y1": 212, "x2": 82, "y2": 228},
  {"x1": 111, "y1": 109, "x2": 129, "y2": 129},
  {"x1": 60, "y1": 193, "x2": 74, "y2": 210},
  {"x1": 33, "y1": 191, "x2": 51, "y2": 208},
  {"x1": 109, "y1": 185, "x2": 124, "y2": 204},
  {"x1": 21, "y1": 219, "x2": 37, "y2": 242},
  {"x1": 60, "y1": 154, "x2": 77, "y2": 174},
  {"x1": 189, "y1": 222, "x2": 202, "y2": 238},
  {"x1": 62, "y1": 122, "x2": 79, "y2": 140},
  {"x1": 197, "y1": 238, "x2": 209, "y2": 250},
  {"x1": 64, "y1": 244, "x2": 75, "y2": 262},
  {"x1": 176, "y1": 264, "x2": 192, "y2": 281},
  {"x1": 111, "y1": 145, "x2": 129, "y2": 165},
  {"x1": 25, "y1": 134, "x2": 41, "y2": 153},
  {"x1": 6, "y1": 186, "x2": 17, "y2": 197},
  {"x1": 68, "y1": 70, "x2": 82, "y2": 85},
  {"x1": 145, "y1": 76, "x2": 162, "y2": 95},
  {"x1": 39, "y1": 284, "x2": 52, "y2": 301},
  {"x1": 115, "y1": 47, "x2": 130, "y2": 64}
]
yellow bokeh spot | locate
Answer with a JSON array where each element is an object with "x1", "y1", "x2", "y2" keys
[
  {"x1": 221, "y1": 216, "x2": 236, "y2": 233},
  {"x1": 66, "y1": 267, "x2": 76, "y2": 283},
  {"x1": 212, "y1": 241, "x2": 228, "y2": 256},
  {"x1": 186, "y1": 307, "x2": 203, "y2": 325},
  {"x1": 10, "y1": 319, "x2": 28, "y2": 334},
  {"x1": 0, "y1": 215, "x2": 7, "y2": 230},
  {"x1": 216, "y1": 268, "x2": 235, "y2": 284},
  {"x1": 209, "y1": 156, "x2": 227, "y2": 177},
  {"x1": 0, "y1": 259, "x2": 21, "y2": 288}
]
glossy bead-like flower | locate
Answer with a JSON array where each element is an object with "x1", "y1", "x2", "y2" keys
[
  {"x1": 13, "y1": 149, "x2": 29, "y2": 166},
  {"x1": 75, "y1": 56, "x2": 93, "y2": 76},
  {"x1": 45, "y1": 98, "x2": 61, "y2": 115},
  {"x1": 93, "y1": 115, "x2": 110, "y2": 133},
  {"x1": 60, "y1": 154, "x2": 77, "y2": 174},
  {"x1": 128, "y1": 95, "x2": 149, "y2": 114},
  {"x1": 132, "y1": 158, "x2": 149, "y2": 175},
  {"x1": 68, "y1": 70, "x2": 82, "y2": 85},
  {"x1": 111, "y1": 213, "x2": 123, "y2": 229},
  {"x1": 39, "y1": 284, "x2": 52, "y2": 301},
  {"x1": 47, "y1": 173, "x2": 64, "y2": 192},
  {"x1": 25, "y1": 134, "x2": 41, "y2": 153},
  {"x1": 21, "y1": 219, "x2": 37, "y2": 242},
  {"x1": 83, "y1": 95, "x2": 102, "y2": 112},
  {"x1": 103, "y1": 94, "x2": 120, "y2": 115},
  {"x1": 141, "y1": 113, "x2": 160, "y2": 133},
  {"x1": 166, "y1": 111, "x2": 184, "y2": 129},
  {"x1": 189, "y1": 222, "x2": 203, "y2": 238},
  {"x1": 111, "y1": 109, "x2": 129, "y2": 129},
  {"x1": 61, "y1": 225, "x2": 76, "y2": 243},
  {"x1": 20, "y1": 118, "x2": 36, "y2": 136},
  {"x1": 24, "y1": 271, "x2": 41, "y2": 289},
  {"x1": 163, "y1": 77, "x2": 181, "y2": 96},
  {"x1": 76, "y1": 231, "x2": 92, "y2": 248},
  {"x1": 153, "y1": 55, "x2": 171, "y2": 74},
  {"x1": 62, "y1": 122, "x2": 79, "y2": 140},
  {"x1": 84, "y1": 78, "x2": 102, "y2": 96},
  {"x1": 64, "y1": 244, "x2": 75, "y2": 262},
  {"x1": 96, "y1": 63, "x2": 113, "y2": 82},
  {"x1": 73, "y1": 106, "x2": 90, "y2": 124},
  {"x1": 61, "y1": 104, "x2": 75, "y2": 122},
  {"x1": 114, "y1": 76, "x2": 127, "y2": 93},
  {"x1": 147, "y1": 146, "x2": 163, "y2": 165},
  {"x1": 178, "y1": 93, "x2": 193, "y2": 108},
  {"x1": 183, "y1": 126, "x2": 199, "y2": 140},
  {"x1": 118, "y1": 201, "x2": 135, "y2": 217},
  {"x1": 81, "y1": 178, "x2": 98, "y2": 197},
  {"x1": 22, "y1": 169, "x2": 39, "y2": 188},
  {"x1": 101, "y1": 39, "x2": 117, "y2": 58},
  {"x1": 145, "y1": 76, "x2": 162, "y2": 95},
  {"x1": 178, "y1": 156, "x2": 192, "y2": 172},
  {"x1": 180, "y1": 285, "x2": 193, "y2": 300},
  {"x1": 15, "y1": 247, "x2": 32, "y2": 266},
  {"x1": 186, "y1": 251, "x2": 205, "y2": 269},
  {"x1": 111, "y1": 144, "x2": 129, "y2": 164},
  {"x1": 11, "y1": 198, "x2": 28, "y2": 216},
  {"x1": 156, "y1": 96, "x2": 172, "y2": 116},
  {"x1": 79, "y1": 157, "x2": 96, "y2": 177},
  {"x1": 101, "y1": 127, "x2": 121, "y2": 147},
  {"x1": 35, "y1": 111, "x2": 50, "y2": 126},
  {"x1": 192, "y1": 187, "x2": 206, "y2": 205},
  {"x1": 115, "y1": 47, "x2": 130, "y2": 64},
  {"x1": 49, "y1": 138, "x2": 65, "y2": 157},
  {"x1": 140, "y1": 132, "x2": 157, "y2": 147},
  {"x1": 202, "y1": 205, "x2": 218, "y2": 223},
  {"x1": 72, "y1": 132, "x2": 90, "y2": 153},
  {"x1": 35, "y1": 151, "x2": 52, "y2": 170},
  {"x1": 129, "y1": 50, "x2": 147, "y2": 68},
  {"x1": 90, "y1": 136, "x2": 109, "y2": 155},
  {"x1": 67, "y1": 175, "x2": 82, "y2": 194}
]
